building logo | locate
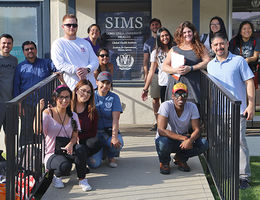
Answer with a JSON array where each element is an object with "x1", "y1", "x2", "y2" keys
[
  {"x1": 251, "y1": 0, "x2": 260, "y2": 8},
  {"x1": 116, "y1": 54, "x2": 134, "y2": 70}
]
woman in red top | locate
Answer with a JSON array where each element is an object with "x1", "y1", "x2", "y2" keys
[{"x1": 71, "y1": 80, "x2": 101, "y2": 167}]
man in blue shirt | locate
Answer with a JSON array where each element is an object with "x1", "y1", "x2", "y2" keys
[
  {"x1": 207, "y1": 32, "x2": 255, "y2": 190},
  {"x1": 13, "y1": 41, "x2": 56, "y2": 97},
  {"x1": 13, "y1": 41, "x2": 56, "y2": 145}
]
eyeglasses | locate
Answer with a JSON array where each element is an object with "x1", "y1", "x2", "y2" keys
[
  {"x1": 58, "y1": 95, "x2": 71, "y2": 101},
  {"x1": 63, "y1": 23, "x2": 78, "y2": 28},
  {"x1": 210, "y1": 23, "x2": 220, "y2": 26},
  {"x1": 174, "y1": 92, "x2": 188, "y2": 99},
  {"x1": 78, "y1": 89, "x2": 92, "y2": 95},
  {"x1": 99, "y1": 54, "x2": 109, "y2": 58},
  {"x1": 24, "y1": 47, "x2": 35, "y2": 51}
]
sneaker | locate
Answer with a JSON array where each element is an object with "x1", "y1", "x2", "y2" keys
[
  {"x1": 240, "y1": 179, "x2": 250, "y2": 190},
  {"x1": 79, "y1": 178, "x2": 92, "y2": 191},
  {"x1": 173, "y1": 155, "x2": 190, "y2": 172},
  {"x1": 160, "y1": 163, "x2": 170, "y2": 174},
  {"x1": 53, "y1": 176, "x2": 64, "y2": 189},
  {"x1": 108, "y1": 158, "x2": 118, "y2": 168},
  {"x1": 150, "y1": 123, "x2": 157, "y2": 131}
]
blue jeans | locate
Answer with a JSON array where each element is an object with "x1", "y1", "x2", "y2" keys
[
  {"x1": 155, "y1": 136, "x2": 208, "y2": 165},
  {"x1": 87, "y1": 131, "x2": 124, "y2": 168}
]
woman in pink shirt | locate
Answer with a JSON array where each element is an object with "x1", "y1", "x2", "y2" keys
[{"x1": 42, "y1": 85, "x2": 92, "y2": 191}]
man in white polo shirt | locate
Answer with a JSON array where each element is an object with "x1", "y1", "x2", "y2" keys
[{"x1": 51, "y1": 14, "x2": 99, "y2": 91}]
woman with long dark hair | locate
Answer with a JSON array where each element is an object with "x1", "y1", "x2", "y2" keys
[
  {"x1": 142, "y1": 27, "x2": 174, "y2": 102},
  {"x1": 94, "y1": 48, "x2": 114, "y2": 79},
  {"x1": 71, "y1": 80, "x2": 101, "y2": 168},
  {"x1": 200, "y1": 16, "x2": 227, "y2": 55},
  {"x1": 42, "y1": 85, "x2": 92, "y2": 191},
  {"x1": 229, "y1": 21, "x2": 260, "y2": 71},
  {"x1": 162, "y1": 21, "x2": 210, "y2": 104}
]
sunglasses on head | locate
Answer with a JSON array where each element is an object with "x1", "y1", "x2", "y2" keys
[
  {"x1": 99, "y1": 54, "x2": 109, "y2": 58},
  {"x1": 64, "y1": 23, "x2": 78, "y2": 28}
]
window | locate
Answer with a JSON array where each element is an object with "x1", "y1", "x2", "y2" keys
[
  {"x1": 0, "y1": 1, "x2": 50, "y2": 61},
  {"x1": 96, "y1": 0, "x2": 151, "y2": 81},
  {"x1": 232, "y1": 0, "x2": 260, "y2": 37}
]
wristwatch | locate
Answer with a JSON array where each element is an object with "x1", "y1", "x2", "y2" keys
[{"x1": 87, "y1": 68, "x2": 91, "y2": 73}]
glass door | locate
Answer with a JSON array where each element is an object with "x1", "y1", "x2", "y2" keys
[{"x1": 0, "y1": 1, "x2": 46, "y2": 62}]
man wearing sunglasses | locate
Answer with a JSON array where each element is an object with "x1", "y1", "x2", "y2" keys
[
  {"x1": 155, "y1": 82, "x2": 208, "y2": 174},
  {"x1": 51, "y1": 14, "x2": 99, "y2": 91},
  {"x1": 13, "y1": 41, "x2": 56, "y2": 97}
]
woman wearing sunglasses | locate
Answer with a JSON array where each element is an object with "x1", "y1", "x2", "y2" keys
[
  {"x1": 71, "y1": 80, "x2": 102, "y2": 168},
  {"x1": 94, "y1": 48, "x2": 114, "y2": 79}
]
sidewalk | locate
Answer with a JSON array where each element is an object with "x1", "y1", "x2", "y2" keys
[{"x1": 42, "y1": 125, "x2": 214, "y2": 200}]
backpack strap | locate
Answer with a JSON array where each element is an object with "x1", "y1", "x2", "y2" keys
[{"x1": 201, "y1": 34, "x2": 208, "y2": 44}]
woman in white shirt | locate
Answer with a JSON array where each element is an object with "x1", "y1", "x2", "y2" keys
[{"x1": 142, "y1": 27, "x2": 174, "y2": 102}]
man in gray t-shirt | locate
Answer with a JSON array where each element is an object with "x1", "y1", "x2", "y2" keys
[
  {"x1": 0, "y1": 34, "x2": 18, "y2": 142},
  {"x1": 155, "y1": 82, "x2": 208, "y2": 174}
]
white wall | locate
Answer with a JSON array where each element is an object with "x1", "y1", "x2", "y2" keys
[
  {"x1": 152, "y1": 0, "x2": 192, "y2": 37},
  {"x1": 76, "y1": 0, "x2": 96, "y2": 38}
]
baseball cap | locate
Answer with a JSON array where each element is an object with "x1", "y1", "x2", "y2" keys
[
  {"x1": 97, "y1": 71, "x2": 112, "y2": 83},
  {"x1": 172, "y1": 82, "x2": 188, "y2": 93}
]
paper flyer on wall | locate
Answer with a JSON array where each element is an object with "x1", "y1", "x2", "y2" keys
[{"x1": 171, "y1": 52, "x2": 184, "y2": 80}]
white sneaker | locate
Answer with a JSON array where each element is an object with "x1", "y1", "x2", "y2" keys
[
  {"x1": 79, "y1": 178, "x2": 92, "y2": 191},
  {"x1": 53, "y1": 176, "x2": 64, "y2": 189},
  {"x1": 108, "y1": 158, "x2": 118, "y2": 168}
]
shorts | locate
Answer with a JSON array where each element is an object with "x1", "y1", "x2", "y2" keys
[{"x1": 149, "y1": 73, "x2": 160, "y2": 99}]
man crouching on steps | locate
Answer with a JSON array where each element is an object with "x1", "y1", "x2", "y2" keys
[{"x1": 155, "y1": 82, "x2": 208, "y2": 174}]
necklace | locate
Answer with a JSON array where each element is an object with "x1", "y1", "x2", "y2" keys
[{"x1": 56, "y1": 107, "x2": 66, "y2": 125}]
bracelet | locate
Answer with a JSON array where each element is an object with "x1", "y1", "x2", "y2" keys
[
  {"x1": 190, "y1": 66, "x2": 193, "y2": 72},
  {"x1": 143, "y1": 89, "x2": 148, "y2": 93}
]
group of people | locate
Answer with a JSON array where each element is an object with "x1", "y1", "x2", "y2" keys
[
  {"x1": 0, "y1": 14, "x2": 123, "y2": 192},
  {"x1": 141, "y1": 16, "x2": 259, "y2": 190},
  {"x1": 1, "y1": 13, "x2": 259, "y2": 192}
]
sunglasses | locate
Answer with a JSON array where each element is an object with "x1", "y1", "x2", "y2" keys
[
  {"x1": 174, "y1": 92, "x2": 188, "y2": 99},
  {"x1": 64, "y1": 23, "x2": 78, "y2": 28},
  {"x1": 24, "y1": 47, "x2": 35, "y2": 51},
  {"x1": 99, "y1": 54, "x2": 109, "y2": 58}
]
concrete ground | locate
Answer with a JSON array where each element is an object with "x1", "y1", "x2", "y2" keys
[{"x1": 42, "y1": 125, "x2": 214, "y2": 200}]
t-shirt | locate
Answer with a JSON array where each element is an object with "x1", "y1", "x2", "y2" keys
[
  {"x1": 0, "y1": 54, "x2": 18, "y2": 102},
  {"x1": 51, "y1": 37, "x2": 99, "y2": 90},
  {"x1": 13, "y1": 58, "x2": 56, "y2": 97},
  {"x1": 150, "y1": 49, "x2": 168, "y2": 86},
  {"x1": 95, "y1": 90, "x2": 122, "y2": 130},
  {"x1": 207, "y1": 52, "x2": 254, "y2": 114},
  {"x1": 77, "y1": 107, "x2": 98, "y2": 140},
  {"x1": 85, "y1": 37, "x2": 100, "y2": 55},
  {"x1": 143, "y1": 36, "x2": 158, "y2": 73},
  {"x1": 229, "y1": 38, "x2": 260, "y2": 59},
  {"x1": 43, "y1": 111, "x2": 81, "y2": 166},
  {"x1": 156, "y1": 100, "x2": 200, "y2": 138}
]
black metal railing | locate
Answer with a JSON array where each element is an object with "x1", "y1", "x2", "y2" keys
[
  {"x1": 5, "y1": 74, "x2": 60, "y2": 200},
  {"x1": 200, "y1": 70, "x2": 240, "y2": 200}
]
